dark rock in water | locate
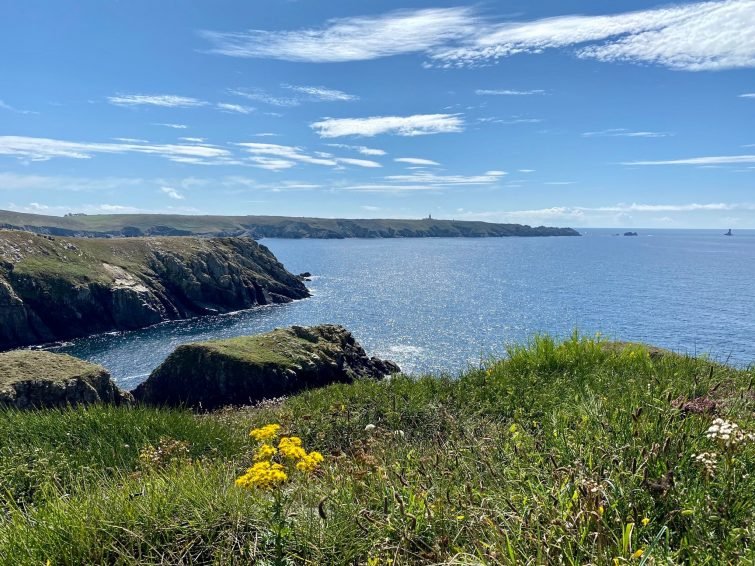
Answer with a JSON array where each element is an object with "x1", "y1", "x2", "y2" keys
[
  {"x1": 299, "y1": 271, "x2": 312, "y2": 278},
  {"x1": 0, "y1": 350, "x2": 133, "y2": 409},
  {"x1": 623, "y1": 232, "x2": 639, "y2": 236},
  {"x1": 133, "y1": 324, "x2": 400, "y2": 410},
  {"x1": 0, "y1": 230, "x2": 310, "y2": 350}
]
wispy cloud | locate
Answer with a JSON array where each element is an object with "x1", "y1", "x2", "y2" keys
[
  {"x1": 740, "y1": 93, "x2": 755, "y2": 98},
  {"x1": 108, "y1": 94, "x2": 208, "y2": 108},
  {"x1": 202, "y1": 2, "x2": 755, "y2": 72},
  {"x1": 179, "y1": 137, "x2": 205, "y2": 143},
  {"x1": 160, "y1": 187, "x2": 185, "y2": 200},
  {"x1": 475, "y1": 89, "x2": 546, "y2": 96},
  {"x1": 336, "y1": 157, "x2": 382, "y2": 168},
  {"x1": 311, "y1": 114, "x2": 464, "y2": 138},
  {"x1": 0, "y1": 135, "x2": 238, "y2": 165},
  {"x1": 153, "y1": 123, "x2": 188, "y2": 129},
  {"x1": 624, "y1": 154, "x2": 755, "y2": 165},
  {"x1": 200, "y1": 7, "x2": 477, "y2": 62},
  {"x1": 236, "y1": 142, "x2": 381, "y2": 170},
  {"x1": 325, "y1": 143, "x2": 386, "y2": 156},
  {"x1": 229, "y1": 88, "x2": 299, "y2": 107},
  {"x1": 338, "y1": 169, "x2": 505, "y2": 192},
  {"x1": 216, "y1": 102, "x2": 255, "y2": 114},
  {"x1": 0, "y1": 172, "x2": 147, "y2": 192},
  {"x1": 583, "y1": 128, "x2": 673, "y2": 138},
  {"x1": 395, "y1": 157, "x2": 440, "y2": 166},
  {"x1": 0, "y1": 100, "x2": 38, "y2": 115},
  {"x1": 283, "y1": 84, "x2": 358, "y2": 101}
]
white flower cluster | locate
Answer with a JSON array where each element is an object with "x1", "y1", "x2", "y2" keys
[
  {"x1": 692, "y1": 452, "x2": 718, "y2": 477},
  {"x1": 705, "y1": 418, "x2": 755, "y2": 448}
]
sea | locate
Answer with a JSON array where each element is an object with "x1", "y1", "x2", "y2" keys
[{"x1": 56, "y1": 229, "x2": 755, "y2": 390}]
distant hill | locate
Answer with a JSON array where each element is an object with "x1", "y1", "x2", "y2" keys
[{"x1": 0, "y1": 210, "x2": 580, "y2": 239}]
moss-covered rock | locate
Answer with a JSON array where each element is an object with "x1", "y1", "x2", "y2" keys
[
  {"x1": 133, "y1": 325, "x2": 400, "y2": 410},
  {"x1": 0, "y1": 230, "x2": 310, "y2": 350},
  {"x1": 0, "y1": 350, "x2": 132, "y2": 409}
]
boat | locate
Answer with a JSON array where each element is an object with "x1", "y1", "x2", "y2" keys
[{"x1": 725, "y1": 229, "x2": 732, "y2": 236}]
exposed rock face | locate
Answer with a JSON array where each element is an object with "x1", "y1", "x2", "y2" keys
[
  {"x1": 0, "y1": 231, "x2": 309, "y2": 350},
  {"x1": 0, "y1": 350, "x2": 132, "y2": 409},
  {"x1": 133, "y1": 324, "x2": 400, "y2": 410}
]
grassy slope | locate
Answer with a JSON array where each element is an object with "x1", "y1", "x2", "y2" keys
[
  {"x1": 0, "y1": 209, "x2": 579, "y2": 238},
  {"x1": 0, "y1": 351, "x2": 103, "y2": 388},
  {"x1": 1, "y1": 335, "x2": 754, "y2": 564}
]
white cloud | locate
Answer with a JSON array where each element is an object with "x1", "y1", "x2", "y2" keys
[
  {"x1": 201, "y1": 2, "x2": 755, "y2": 72},
  {"x1": 624, "y1": 154, "x2": 755, "y2": 165},
  {"x1": 153, "y1": 123, "x2": 188, "y2": 129},
  {"x1": 112, "y1": 137, "x2": 149, "y2": 143},
  {"x1": 475, "y1": 89, "x2": 546, "y2": 96},
  {"x1": 740, "y1": 93, "x2": 755, "y2": 98},
  {"x1": 200, "y1": 7, "x2": 478, "y2": 62},
  {"x1": 583, "y1": 128, "x2": 672, "y2": 138},
  {"x1": 518, "y1": 169, "x2": 536, "y2": 173},
  {"x1": 478, "y1": 116, "x2": 543, "y2": 125},
  {"x1": 384, "y1": 170, "x2": 506, "y2": 186},
  {"x1": 336, "y1": 157, "x2": 382, "y2": 168},
  {"x1": 229, "y1": 88, "x2": 299, "y2": 107},
  {"x1": 325, "y1": 143, "x2": 386, "y2": 156},
  {"x1": 395, "y1": 157, "x2": 440, "y2": 166},
  {"x1": 108, "y1": 94, "x2": 208, "y2": 108},
  {"x1": 160, "y1": 186, "x2": 185, "y2": 200},
  {"x1": 283, "y1": 84, "x2": 358, "y2": 101},
  {"x1": 0, "y1": 135, "x2": 238, "y2": 165},
  {"x1": 311, "y1": 114, "x2": 463, "y2": 138},
  {"x1": 237, "y1": 142, "x2": 339, "y2": 170},
  {"x1": 0, "y1": 100, "x2": 38, "y2": 115},
  {"x1": 179, "y1": 137, "x2": 205, "y2": 143},
  {"x1": 432, "y1": 1, "x2": 755, "y2": 71},
  {"x1": 216, "y1": 102, "x2": 255, "y2": 114}
]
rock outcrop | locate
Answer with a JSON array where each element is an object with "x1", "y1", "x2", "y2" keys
[
  {"x1": 133, "y1": 324, "x2": 400, "y2": 410},
  {"x1": 0, "y1": 230, "x2": 309, "y2": 350},
  {"x1": 0, "y1": 350, "x2": 132, "y2": 409}
]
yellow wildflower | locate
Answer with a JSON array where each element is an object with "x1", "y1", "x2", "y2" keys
[
  {"x1": 279, "y1": 436, "x2": 307, "y2": 460},
  {"x1": 598, "y1": 505, "x2": 605, "y2": 516},
  {"x1": 250, "y1": 424, "x2": 281, "y2": 442},
  {"x1": 641, "y1": 517, "x2": 650, "y2": 526},
  {"x1": 296, "y1": 450, "x2": 324, "y2": 473},
  {"x1": 235, "y1": 461, "x2": 288, "y2": 490},
  {"x1": 631, "y1": 549, "x2": 644, "y2": 559},
  {"x1": 253, "y1": 443, "x2": 277, "y2": 461}
]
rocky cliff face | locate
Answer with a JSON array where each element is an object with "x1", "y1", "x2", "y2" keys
[
  {"x1": 133, "y1": 324, "x2": 400, "y2": 410},
  {"x1": 0, "y1": 231, "x2": 309, "y2": 350},
  {"x1": 0, "y1": 350, "x2": 132, "y2": 409}
]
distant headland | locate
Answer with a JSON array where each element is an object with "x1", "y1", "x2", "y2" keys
[{"x1": 0, "y1": 209, "x2": 580, "y2": 239}]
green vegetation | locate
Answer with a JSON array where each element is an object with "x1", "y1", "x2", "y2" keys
[
  {"x1": 1, "y1": 335, "x2": 754, "y2": 564},
  {"x1": 0, "y1": 208, "x2": 580, "y2": 239},
  {"x1": 0, "y1": 351, "x2": 103, "y2": 388}
]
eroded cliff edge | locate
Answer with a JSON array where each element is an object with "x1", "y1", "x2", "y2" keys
[{"x1": 0, "y1": 230, "x2": 309, "y2": 350}]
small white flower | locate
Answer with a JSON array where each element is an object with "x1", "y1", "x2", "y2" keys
[{"x1": 364, "y1": 424, "x2": 376, "y2": 432}]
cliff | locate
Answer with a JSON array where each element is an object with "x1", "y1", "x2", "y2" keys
[
  {"x1": 0, "y1": 230, "x2": 309, "y2": 350},
  {"x1": 133, "y1": 324, "x2": 400, "y2": 409},
  {"x1": 0, "y1": 209, "x2": 580, "y2": 239},
  {"x1": 0, "y1": 350, "x2": 132, "y2": 409}
]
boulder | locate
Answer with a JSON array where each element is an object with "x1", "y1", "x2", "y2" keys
[
  {"x1": 133, "y1": 324, "x2": 400, "y2": 410},
  {"x1": 0, "y1": 350, "x2": 133, "y2": 409}
]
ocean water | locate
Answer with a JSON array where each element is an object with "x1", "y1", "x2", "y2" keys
[{"x1": 57, "y1": 229, "x2": 755, "y2": 390}]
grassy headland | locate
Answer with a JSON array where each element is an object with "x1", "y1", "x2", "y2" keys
[
  {"x1": 0, "y1": 209, "x2": 580, "y2": 239},
  {"x1": 1, "y1": 335, "x2": 753, "y2": 564}
]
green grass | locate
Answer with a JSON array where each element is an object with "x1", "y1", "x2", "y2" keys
[
  {"x1": 1, "y1": 335, "x2": 754, "y2": 564},
  {"x1": 0, "y1": 351, "x2": 104, "y2": 388}
]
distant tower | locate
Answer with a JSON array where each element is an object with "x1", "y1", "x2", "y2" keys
[{"x1": 428, "y1": 214, "x2": 432, "y2": 220}]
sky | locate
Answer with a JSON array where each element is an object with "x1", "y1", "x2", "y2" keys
[{"x1": 0, "y1": 0, "x2": 754, "y2": 228}]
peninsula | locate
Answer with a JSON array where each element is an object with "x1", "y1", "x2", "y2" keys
[
  {"x1": 0, "y1": 209, "x2": 580, "y2": 239},
  {"x1": 0, "y1": 230, "x2": 308, "y2": 350}
]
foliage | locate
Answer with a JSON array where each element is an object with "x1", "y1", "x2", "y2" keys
[{"x1": 1, "y1": 335, "x2": 754, "y2": 564}]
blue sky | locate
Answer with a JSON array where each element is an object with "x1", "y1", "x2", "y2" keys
[{"x1": 1, "y1": 0, "x2": 754, "y2": 228}]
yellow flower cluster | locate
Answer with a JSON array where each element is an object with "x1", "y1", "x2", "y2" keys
[
  {"x1": 279, "y1": 436, "x2": 306, "y2": 460},
  {"x1": 250, "y1": 424, "x2": 281, "y2": 442},
  {"x1": 236, "y1": 461, "x2": 288, "y2": 490},
  {"x1": 296, "y1": 450, "x2": 324, "y2": 472},
  {"x1": 236, "y1": 423, "x2": 325, "y2": 490}
]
